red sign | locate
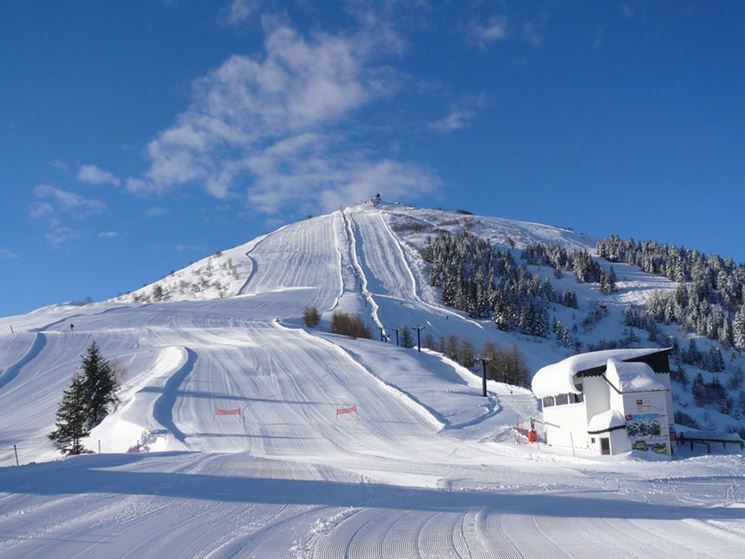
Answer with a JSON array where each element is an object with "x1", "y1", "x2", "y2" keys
[
  {"x1": 215, "y1": 407, "x2": 241, "y2": 416},
  {"x1": 336, "y1": 404, "x2": 357, "y2": 416}
]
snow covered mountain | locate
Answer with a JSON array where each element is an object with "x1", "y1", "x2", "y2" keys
[{"x1": 1, "y1": 200, "x2": 744, "y2": 558}]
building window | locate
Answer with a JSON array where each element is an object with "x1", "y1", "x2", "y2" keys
[
  {"x1": 570, "y1": 393, "x2": 584, "y2": 404},
  {"x1": 542, "y1": 396, "x2": 555, "y2": 407},
  {"x1": 555, "y1": 393, "x2": 569, "y2": 406},
  {"x1": 591, "y1": 437, "x2": 595, "y2": 444}
]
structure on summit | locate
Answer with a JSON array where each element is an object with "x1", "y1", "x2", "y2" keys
[{"x1": 532, "y1": 348, "x2": 673, "y2": 456}]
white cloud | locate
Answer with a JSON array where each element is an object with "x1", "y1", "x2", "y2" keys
[
  {"x1": 524, "y1": 11, "x2": 549, "y2": 47},
  {"x1": 145, "y1": 206, "x2": 169, "y2": 217},
  {"x1": 78, "y1": 164, "x2": 121, "y2": 187},
  {"x1": 30, "y1": 201, "x2": 54, "y2": 219},
  {"x1": 49, "y1": 159, "x2": 70, "y2": 173},
  {"x1": 33, "y1": 184, "x2": 105, "y2": 214},
  {"x1": 430, "y1": 94, "x2": 488, "y2": 133},
  {"x1": 31, "y1": 185, "x2": 105, "y2": 246},
  {"x1": 46, "y1": 227, "x2": 78, "y2": 245},
  {"x1": 430, "y1": 109, "x2": 473, "y2": 132},
  {"x1": 126, "y1": 23, "x2": 436, "y2": 215},
  {"x1": 0, "y1": 248, "x2": 18, "y2": 259},
  {"x1": 468, "y1": 16, "x2": 508, "y2": 48},
  {"x1": 219, "y1": 0, "x2": 260, "y2": 26},
  {"x1": 244, "y1": 133, "x2": 438, "y2": 214},
  {"x1": 98, "y1": 231, "x2": 119, "y2": 239}
]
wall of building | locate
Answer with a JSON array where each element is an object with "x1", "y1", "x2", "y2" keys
[
  {"x1": 540, "y1": 369, "x2": 673, "y2": 457},
  {"x1": 583, "y1": 376, "x2": 610, "y2": 420},
  {"x1": 620, "y1": 390, "x2": 671, "y2": 455},
  {"x1": 543, "y1": 401, "x2": 590, "y2": 450}
]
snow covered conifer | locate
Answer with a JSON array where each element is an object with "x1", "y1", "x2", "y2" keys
[
  {"x1": 49, "y1": 372, "x2": 89, "y2": 456},
  {"x1": 81, "y1": 341, "x2": 120, "y2": 430},
  {"x1": 733, "y1": 305, "x2": 745, "y2": 350}
]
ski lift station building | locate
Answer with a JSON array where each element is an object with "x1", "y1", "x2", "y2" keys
[{"x1": 532, "y1": 348, "x2": 674, "y2": 456}]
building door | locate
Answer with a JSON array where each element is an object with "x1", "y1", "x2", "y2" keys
[{"x1": 600, "y1": 437, "x2": 610, "y2": 455}]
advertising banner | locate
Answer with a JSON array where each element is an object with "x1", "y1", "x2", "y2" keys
[{"x1": 625, "y1": 412, "x2": 670, "y2": 454}]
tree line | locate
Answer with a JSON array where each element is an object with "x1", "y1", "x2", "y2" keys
[
  {"x1": 421, "y1": 232, "x2": 582, "y2": 337},
  {"x1": 522, "y1": 243, "x2": 617, "y2": 294},
  {"x1": 597, "y1": 235, "x2": 745, "y2": 349}
]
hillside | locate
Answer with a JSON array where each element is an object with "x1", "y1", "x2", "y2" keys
[
  {"x1": 96, "y1": 201, "x2": 745, "y2": 436},
  {"x1": 1, "y1": 201, "x2": 744, "y2": 557}
]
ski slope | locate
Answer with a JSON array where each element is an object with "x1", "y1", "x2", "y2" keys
[{"x1": 1, "y1": 202, "x2": 744, "y2": 558}]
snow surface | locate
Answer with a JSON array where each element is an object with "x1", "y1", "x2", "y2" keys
[
  {"x1": 606, "y1": 358, "x2": 668, "y2": 393},
  {"x1": 1, "y1": 202, "x2": 744, "y2": 558}
]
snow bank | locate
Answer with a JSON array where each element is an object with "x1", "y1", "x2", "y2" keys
[{"x1": 605, "y1": 358, "x2": 666, "y2": 393}]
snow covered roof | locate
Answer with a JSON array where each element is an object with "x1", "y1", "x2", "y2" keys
[
  {"x1": 587, "y1": 409, "x2": 626, "y2": 433},
  {"x1": 531, "y1": 348, "x2": 669, "y2": 399},
  {"x1": 605, "y1": 358, "x2": 667, "y2": 393}
]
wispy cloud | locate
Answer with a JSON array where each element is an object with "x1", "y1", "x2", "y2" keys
[
  {"x1": 145, "y1": 206, "x2": 169, "y2": 218},
  {"x1": 430, "y1": 94, "x2": 488, "y2": 133},
  {"x1": 30, "y1": 202, "x2": 54, "y2": 220},
  {"x1": 49, "y1": 159, "x2": 70, "y2": 174},
  {"x1": 0, "y1": 248, "x2": 18, "y2": 259},
  {"x1": 524, "y1": 11, "x2": 549, "y2": 47},
  {"x1": 46, "y1": 227, "x2": 78, "y2": 245},
  {"x1": 98, "y1": 230, "x2": 119, "y2": 239},
  {"x1": 78, "y1": 164, "x2": 121, "y2": 187},
  {"x1": 244, "y1": 133, "x2": 438, "y2": 214},
  {"x1": 430, "y1": 110, "x2": 473, "y2": 132},
  {"x1": 218, "y1": 0, "x2": 261, "y2": 26},
  {"x1": 32, "y1": 185, "x2": 105, "y2": 216},
  {"x1": 31, "y1": 185, "x2": 105, "y2": 245},
  {"x1": 125, "y1": 23, "x2": 437, "y2": 215},
  {"x1": 467, "y1": 16, "x2": 508, "y2": 49}
]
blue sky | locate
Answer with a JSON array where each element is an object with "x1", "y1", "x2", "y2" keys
[{"x1": 2, "y1": 1, "x2": 744, "y2": 316}]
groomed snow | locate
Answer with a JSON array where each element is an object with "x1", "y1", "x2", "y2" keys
[{"x1": 1, "y1": 203, "x2": 744, "y2": 558}]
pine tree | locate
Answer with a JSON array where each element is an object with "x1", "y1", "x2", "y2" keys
[
  {"x1": 562, "y1": 289, "x2": 578, "y2": 309},
  {"x1": 49, "y1": 342, "x2": 121, "y2": 455},
  {"x1": 553, "y1": 320, "x2": 574, "y2": 348},
  {"x1": 49, "y1": 372, "x2": 89, "y2": 456},
  {"x1": 692, "y1": 372, "x2": 705, "y2": 406},
  {"x1": 608, "y1": 266, "x2": 617, "y2": 291},
  {"x1": 734, "y1": 305, "x2": 745, "y2": 350},
  {"x1": 81, "y1": 342, "x2": 120, "y2": 429}
]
